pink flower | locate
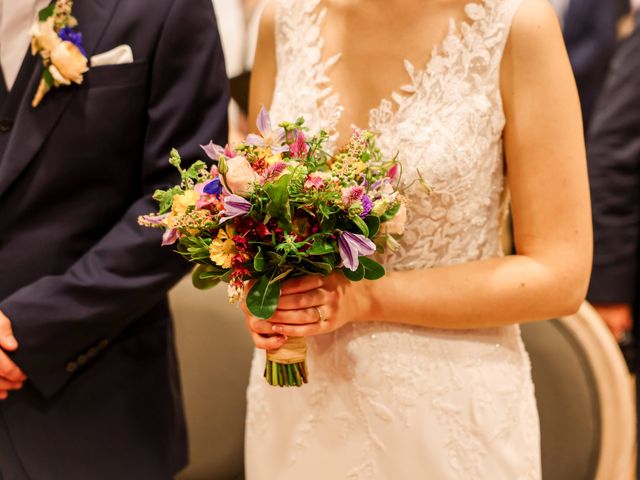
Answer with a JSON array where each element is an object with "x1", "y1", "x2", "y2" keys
[
  {"x1": 224, "y1": 155, "x2": 259, "y2": 197},
  {"x1": 194, "y1": 181, "x2": 218, "y2": 209},
  {"x1": 387, "y1": 163, "x2": 400, "y2": 183},
  {"x1": 262, "y1": 161, "x2": 288, "y2": 183},
  {"x1": 290, "y1": 130, "x2": 309, "y2": 158},
  {"x1": 162, "y1": 229, "x2": 180, "y2": 246},
  {"x1": 304, "y1": 173, "x2": 325, "y2": 190},
  {"x1": 341, "y1": 185, "x2": 365, "y2": 206}
]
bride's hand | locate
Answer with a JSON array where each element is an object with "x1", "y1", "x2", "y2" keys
[{"x1": 243, "y1": 272, "x2": 370, "y2": 349}]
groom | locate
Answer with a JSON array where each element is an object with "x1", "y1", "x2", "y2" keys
[{"x1": 0, "y1": 0, "x2": 228, "y2": 479}]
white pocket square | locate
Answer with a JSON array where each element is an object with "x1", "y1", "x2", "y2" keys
[{"x1": 90, "y1": 45, "x2": 134, "y2": 67}]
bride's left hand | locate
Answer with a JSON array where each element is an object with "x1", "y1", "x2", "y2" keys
[{"x1": 248, "y1": 272, "x2": 371, "y2": 338}]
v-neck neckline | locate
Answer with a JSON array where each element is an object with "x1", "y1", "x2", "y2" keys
[{"x1": 316, "y1": 0, "x2": 493, "y2": 143}]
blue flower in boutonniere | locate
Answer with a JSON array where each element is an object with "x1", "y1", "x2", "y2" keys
[{"x1": 30, "y1": 0, "x2": 89, "y2": 107}]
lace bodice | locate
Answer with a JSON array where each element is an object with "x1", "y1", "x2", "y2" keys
[{"x1": 270, "y1": 0, "x2": 522, "y2": 271}]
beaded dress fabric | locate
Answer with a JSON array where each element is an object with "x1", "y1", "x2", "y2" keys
[{"x1": 245, "y1": 0, "x2": 541, "y2": 478}]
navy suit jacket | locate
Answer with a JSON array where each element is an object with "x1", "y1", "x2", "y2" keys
[
  {"x1": 0, "y1": 0, "x2": 228, "y2": 478},
  {"x1": 587, "y1": 16, "x2": 640, "y2": 319},
  {"x1": 563, "y1": 0, "x2": 620, "y2": 130}
]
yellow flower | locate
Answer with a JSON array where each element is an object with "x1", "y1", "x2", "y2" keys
[
  {"x1": 50, "y1": 41, "x2": 89, "y2": 85},
  {"x1": 172, "y1": 190, "x2": 199, "y2": 216},
  {"x1": 354, "y1": 161, "x2": 367, "y2": 173},
  {"x1": 209, "y1": 224, "x2": 237, "y2": 268},
  {"x1": 266, "y1": 153, "x2": 282, "y2": 165},
  {"x1": 256, "y1": 147, "x2": 272, "y2": 158}
]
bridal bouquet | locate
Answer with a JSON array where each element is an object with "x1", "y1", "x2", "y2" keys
[{"x1": 139, "y1": 108, "x2": 406, "y2": 387}]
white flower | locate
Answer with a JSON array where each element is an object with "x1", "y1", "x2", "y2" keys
[
  {"x1": 30, "y1": 17, "x2": 61, "y2": 55},
  {"x1": 50, "y1": 41, "x2": 89, "y2": 84}
]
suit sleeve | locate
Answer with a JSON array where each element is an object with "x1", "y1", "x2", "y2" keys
[
  {"x1": 586, "y1": 21, "x2": 640, "y2": 304},
  {"x1": 0, "y1": 0, "x2": 229, "y2": 398}
]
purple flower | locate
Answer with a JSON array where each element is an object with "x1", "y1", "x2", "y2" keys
[
  {"x1": 162, "y1": 228, "x2": 180, "y2": 246},
  {"x1": 246, "y1": 106, "x2": 289, "y2": 153},
  {"x1": 203, "y1": 178, "x2": 222, "y2": 196},
  {"x1": 200, "y1": 141, "x2": 225, "y2": 160},
  {"x1": 360, "y1": 195, "x2": 373, "y2": 218},
  {"x1": 338, "y1": 231, "x2": 376, "y2": 271},
  {"x1": 200, "y1": 142, "x2": 237, "y2": 161},
  {"x1": 219, "y1": 194, "x2": 251, "y2": 223},
  {"x1": 58, "y1": 27, "x2": 86, "y2": 56}
]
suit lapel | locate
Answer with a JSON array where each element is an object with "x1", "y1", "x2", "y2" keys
[{"x1": 0, "y1": 0, "x2": 122, "y2": 196}]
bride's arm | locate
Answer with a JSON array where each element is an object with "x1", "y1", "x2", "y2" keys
[{"x1": 246, "y1": 0, "x2": 592, "y2": 343}]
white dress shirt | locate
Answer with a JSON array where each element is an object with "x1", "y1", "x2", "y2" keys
[{"x1": 0, "y1": 0, "x2": 50, "y2": 90}]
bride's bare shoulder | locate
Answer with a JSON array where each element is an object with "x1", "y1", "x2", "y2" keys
[
  {"x1": 507, "y1": 0, "x2": 563, "y2": 51},
  {"x1": 501, "y1": 0, "x2": 567, "y2": 88}
]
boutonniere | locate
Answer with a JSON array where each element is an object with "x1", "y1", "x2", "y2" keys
[{"x1": 30, "y1": 0, "x2": 89, "y2": 107}]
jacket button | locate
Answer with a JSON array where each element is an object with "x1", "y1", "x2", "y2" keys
[
  {"x1": 78, "y1": 354, "x2": 89, "y2": 366},
  {"x1": 66, "y1": 361, "x2": 78, "y2": 373},
  {"x1": 0, "y1": 119, "x2": 12, "y2": 133},
  {"x1": 87, "y1": 347, "x2": 99, "y2": 358},
  {"x1": 98, "y1": 339, "x2": 109, "y2": 350}
]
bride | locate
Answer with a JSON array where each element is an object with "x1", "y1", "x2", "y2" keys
[{"x1": 243, "y1": 0, "x2": 591, "y2": 478}]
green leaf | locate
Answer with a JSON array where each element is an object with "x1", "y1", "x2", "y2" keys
[
  {"x1": 270, "y1": 268, "x2": 293, "y2": 284},
  {"x1": 191, "y1": 265, "x2": 221, "y2": 290},
  {"x1": 342, "y1": 263, "x2": 365, "y2": 281},
  {"x1": 38, "y1": 4, "x2": 55, "y2": 21},
  {"x1": 254, "y1": 248, "x2": 265, "y2": 272},
  {"x1": 380, "y1": 202, "x2": 401, "y2": 223},
  {"x1": 186, "y1": 160, "x2": 207, "y2": 180},
  {"x1": 351, "y1": 215, "x2": 369, "y2": 237},
  {"x1": 153, "y1": 186, "x2": 183, "y2": 214},
  {"x1": 307, "y1": 238, "x2": 335, "y2": 256},
  {"x1": 266, "y1": 174, "x2": 292, "y2": 227},
  {"x1": 364, "y1": 216, "x2": 381, "y2": 238},
  {"x1": 246, "y1": 275, "x2": 281, "y2": 319},
  {"x1": 42, "y1": 68, "x2": 54, "y2": 88},
  {"x1": 266, "y1": 251, "x2": 284, "y2": 264},
  {"x1": 360, "y1": 257, "x2": 385, "y2": 280},
  {"x1": 301, "y1": 259, "x2": 333, "y2": 275}
]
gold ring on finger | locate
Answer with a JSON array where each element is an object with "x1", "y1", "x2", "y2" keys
[{"x1": 314, "y1": 306, "x2": 327, "y2": 323}]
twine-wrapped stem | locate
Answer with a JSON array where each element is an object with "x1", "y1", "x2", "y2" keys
[{"x1": 264, "y1": 336, "x2": 308, "y2": 387}]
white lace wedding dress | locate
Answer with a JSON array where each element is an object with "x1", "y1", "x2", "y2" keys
[{"x1": 245, "y1": 0, "x2": 541, "y2": 478}]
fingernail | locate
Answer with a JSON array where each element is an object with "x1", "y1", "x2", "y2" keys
[
  {"x1": 272, "y1": 325, "x2": 284, "y2": 334},
  {"x1": 5, "y1": 336, "x2": 17, "y2": 349}
]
